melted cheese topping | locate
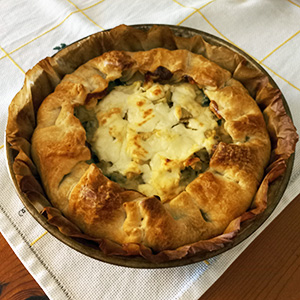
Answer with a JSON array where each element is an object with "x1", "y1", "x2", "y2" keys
[{"x1": 85, "y1": 81, "x2": 219, "y2": 200}]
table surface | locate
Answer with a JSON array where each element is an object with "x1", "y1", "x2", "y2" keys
[{"x1": 0, "y1": 193, "x2": 300, "y2": 300}]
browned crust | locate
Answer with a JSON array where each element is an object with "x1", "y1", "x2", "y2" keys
[{"x1": 6, "y1": 25, "x2": 298, "y2": 263}]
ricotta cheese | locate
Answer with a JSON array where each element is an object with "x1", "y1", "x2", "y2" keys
[{"x1": 84, "y1": 81, "x2": 221, "y2": 200}]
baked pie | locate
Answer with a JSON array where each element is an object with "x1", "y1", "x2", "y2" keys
[{"x1": 6, "y1": 25, "x2": 298, "y2": 263}]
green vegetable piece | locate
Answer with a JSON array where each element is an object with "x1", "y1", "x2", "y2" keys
[{"x1": 201, "y1": 95, "x2": 210, "y2": 107}]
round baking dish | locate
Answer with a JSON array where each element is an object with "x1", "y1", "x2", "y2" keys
[{"x1": 5, "y1": 24, "x2": 297, "y2": 268}]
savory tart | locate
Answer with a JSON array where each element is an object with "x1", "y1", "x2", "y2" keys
[
  {"x1": 30, "y1": 47, "x2": 271, "y2": 251},
  {"x1": 6, "y1": 25, "x2": 298, "y2": 263}
]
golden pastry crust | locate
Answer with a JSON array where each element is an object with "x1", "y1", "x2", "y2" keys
[
  {"x1": 6, "y1": 25, "x2": 298, "y2": 263},
  {"x1": 30, "y1": 47, "x2": 271, "y2": 252}
]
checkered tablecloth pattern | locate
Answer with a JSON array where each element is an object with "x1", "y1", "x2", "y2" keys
[{"x1": 1, "y1": 1, "x2": 300, "y2": 299}]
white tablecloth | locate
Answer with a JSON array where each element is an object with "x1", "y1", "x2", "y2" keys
[{"x1": 1, "y1": 1, "x2": 300, "y2": 299}]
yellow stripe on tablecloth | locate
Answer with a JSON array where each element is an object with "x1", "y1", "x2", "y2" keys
[
  {"x1": 0, "y1": 46, "x2": 25, "y2": 74},
  {"x1": 197, "y1": 11, "x2": 300, "y2": 92},
  {"x1": 261, "y1": 62, "x2": 300, "y2": 92},
  {"x1": 0, "y1": 10, "x2": 79, "y2": 63},
  {"x1": 83, "y1": 0, "x2": 106, "y2": 10},
  {"x1": 173, "y1": 0, "x2": 214, "y2": 11},
  {"x1": 0, "y1": 1, "x2": 105, "y2": 64},
  {"x1": 197, "y1": 11, "x2": 251, "y2": 56},
  {"x1": 260, "y1": 30, "x2": 300, "y2": 63},
  {"x1": 176, "y1": 0, "x2": 215, "y2": 25},
  {"x1": 174, "y1": 0, "x2": 259, "y2": 65},
  {"x1": 288, "y1": 0, "x2": 300, "y2": 8},
  {"x1": 174, "y1": 0, "x2": 300, "y2": 92},
  {"x1": 30, "y1": 231, "x2": 48, "y2": 246},
  {"x1": 0, "y1": 145, "x2": 4, "y2": 150},
  {"x1": 65, "y1": 0, "x2": 105, "y2": 30},
  {"x1": 197, "y1": 0, "x2": 215, "y2": 10},
  {"x1": 172, "y1": 0, "x2": 186, "y2": 9},
  {"x1": 177, "y1": 10, "x2": 198, "y2": 25}
]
